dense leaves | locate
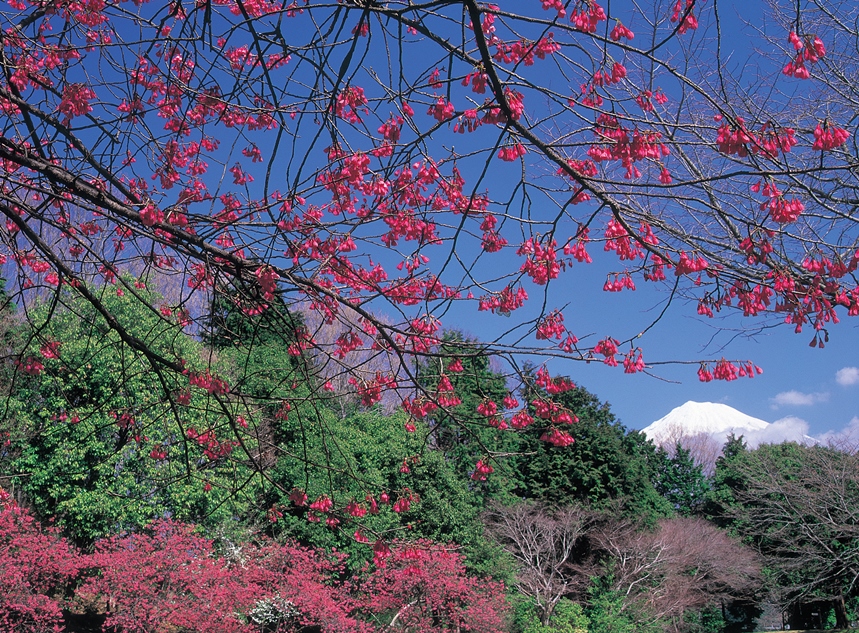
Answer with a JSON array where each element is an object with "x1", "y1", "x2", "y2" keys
[
  {"x1": 2, "y1": 284, "x2": 255, "y2": 544},
  {"x1": 653, "y1": 444, "x2": 710, "y2": 516},
  {"x1": 516, "y1": 380, "x2": 671, "y2": 520},
  {"x1": 710, "y1": 441, "x2": 859, "y2": 628}
]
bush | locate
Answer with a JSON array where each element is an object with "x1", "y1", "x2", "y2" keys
[
  {"x1": 0, "y1": 489, "x2": 80, "y2": 633},
  {"x1": 514, "y1": 596, "x2": 589, "y2": 633},
  {"x1": 76, "y1": 519, "x2": 362, "y2": 633}
]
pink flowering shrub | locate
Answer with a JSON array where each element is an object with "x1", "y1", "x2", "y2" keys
[
  {"x1": 76, "y1": 520, "x2": 366, "y2": 633},
  {"x1": 0, "y1": 489, "x2": 80, "y2": 633},
  {"x1": 355, "y1": 541, "x2": 508, "y2": 632},
  {"x1": 73, "y1": 521, "x2": 506, "y2": 633},
  {"x1": 0, "y1": 491, "x2": 507, "y2": 633}
]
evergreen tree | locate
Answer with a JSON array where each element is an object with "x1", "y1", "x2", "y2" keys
[
  {"x1": 416, "y1": 331, "x2": 520, "y2": 504},
  {"x1": 202, "y1": 282, "x2": 304, "y2": 351},
  {"x1": 704, "y1": 434, "x2": 749, "y2": 527},
  {"x1": 515, "y1": 372, "x2": 671, "y2": 520},
  {"x1": 653, "y1": 443, "x2": 710, "y2": 516}
]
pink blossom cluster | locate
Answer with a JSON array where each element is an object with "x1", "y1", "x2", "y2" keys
[
  {"x1": 812, "y1": 122, "x2": 849, "y2": 151},
  {"x1": 670, "y1": 0, "x2": 699, "y2": 33},
  {"x1": 783, "y1": 31, "x2": 826, "y2": 79},
  {"x1": 570, "y1": 0, "x2": 606, "y2": 32}
]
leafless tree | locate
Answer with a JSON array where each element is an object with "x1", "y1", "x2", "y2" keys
[
  {"x1": 726, "y1": 443, "x2": 859, "y2": 628},
  {"x1": 591, "y1": 516, "x2": 760, "y2": 630},
  {"x1": 650, "y1": 423, "x2": 724, "y2": 477},
  {"x1": 483, "y1": 502, "x2": 597, "y2": 625}
]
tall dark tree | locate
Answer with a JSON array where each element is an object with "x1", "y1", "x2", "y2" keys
[
  {"x1": 705, "y1": 434, "x2": 749, "y2": 528},
  {"x1": 711, "y1": 441, "x2": 859, "y2": 628},
  {"x1": 202, "y1": 282, "x2": 304, "y2": 352},
  {"x1": 417, "y1": 331, "x2": 519, "y2": 502},
  {"x1": 516, "y1": 374, "x2": 671, "y2": 520}
]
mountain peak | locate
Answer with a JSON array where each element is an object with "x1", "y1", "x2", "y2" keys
[{"x1": 642, "y1": 401, "x2": 769, "y2": 444}]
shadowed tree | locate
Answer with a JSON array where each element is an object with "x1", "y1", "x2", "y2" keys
[
  {"x1": 710, "y1": 441, "x2": 859, "y2": 628},
  {"x1": 654, "y1": 443, "x2": 710, "y2": 516},
  {"x1": 516, "y1": 375, "x2": 672, "y2": 520}
]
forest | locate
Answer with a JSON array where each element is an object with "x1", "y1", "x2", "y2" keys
[
  {"x1": 2, "y1": 0, "x2": 859, "y2": 630},
  {"x1": 2, "y1": 282, "x2": 859, "y2": 632}
]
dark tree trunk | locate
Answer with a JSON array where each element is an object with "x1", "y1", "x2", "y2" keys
[{"x1": 834, "y1": 594, "x2": 849, "y2": 630}]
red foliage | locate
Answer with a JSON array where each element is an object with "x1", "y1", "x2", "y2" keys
[
  {"x1": 77, "y1": 521, "x2": 256, "y2": 633},
  {"x1": 356, "y1": 541, "x2": 508, "y2": 633},
  {"x1": 77, "y1": 520, "x2": 363, "y2": 633},
  {"x1": 33, "y1": 517, "x2": 506, "y2": 633},
  {"x1": 0, "y1": 490, "x2": 79, "y2": 633}
]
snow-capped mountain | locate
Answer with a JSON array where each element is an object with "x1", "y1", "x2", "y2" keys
[
  {"x1": 642, "y1": 401, "x2": 769, "y2": 444},
  {"x1": 641, "y1": 401, "x2": 781, "y2": 474},
  {"x1": 642, "y1": 401, "x2": 815, "y2": 465}
]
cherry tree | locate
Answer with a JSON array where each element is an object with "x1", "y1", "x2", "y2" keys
[{"x1": 2, "y1": 0, "x2": 859, "y2": 527}]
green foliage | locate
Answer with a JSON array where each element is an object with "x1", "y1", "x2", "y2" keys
[
  {"x1": 516, "y1": 378, "x2": 671, "y2": 520},
  {"x1": 585, "y1": 574, "x2": 663, "y2": 633},
  {"x1": 2, "y1": 283, "x2": 255, "y2": 545},
  {"x1": 514, "y1": 596, "x2": 589, "y2": 633},
  {"x1": 704, "y1": 434, "x2": 748, "y2": 529},
  {"x1": 586, "y1": 575, "x2": 646, "y2": 633},
  {"x1": 268, "y1": 407, "x2": 487, "y2": 571},
  {"x1": 654, "y1": 443, "x2": 710, "y2": 516},
  {"x1": 417, "y1": 331, "x2": 521, "y2": 503},
  {"x1": 682, "y1": 605, "x2": 727, "y2": 633},
  {"x1": 202, "y1": 284, "x2": 303, "y2": 351}
]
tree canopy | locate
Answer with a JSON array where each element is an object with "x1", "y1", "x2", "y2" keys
[
  {"x1": 710, "y1": 440, "x2": 859, "y2": 628},
  {"x1": 2, "y1": 1, "x2": 859, "y2": 628}
]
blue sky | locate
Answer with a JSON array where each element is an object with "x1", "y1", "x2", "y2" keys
[
  {"x1": 12, "y1": 0, "x2": 857, "y2": 444},
  {"x1": 435, "y1": 0, "x2": 859, "y2": 441},
  {"x1": 441, "y1": 240, "x2": 859, "y2": 441}
]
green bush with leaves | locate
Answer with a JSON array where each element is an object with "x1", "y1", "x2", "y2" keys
[
  {"x1": 586, "y1": 574, "x2": 663, "y2": 633},
  {"x1": 514, "y1": 596, "x2": 590, "y2": 633},
  {"x1": 2, "y1": 282, "x2": 257, "y2": 544},
  {"x1": 267, "y1": 407, "x2": 492, "y2": 571}
]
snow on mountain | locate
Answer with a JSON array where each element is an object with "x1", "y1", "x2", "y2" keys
[
  {"x1": 643, "y1": 401, "x2": 769, "y2": 443},
  {"x1": 642, "y1": 401, "x2": 814, "y2": 457}
]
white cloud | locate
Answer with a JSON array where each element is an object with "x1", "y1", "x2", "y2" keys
[
  {"x1": 687, "y1": 417, "x2": 813, "y2": 450},
  {"x1": 770, "y1": 390, "x2": 829, "y2": 408},
  {"x1": 815, "y1": 416, "x2": 859, "y2": 446},
  {"x1": 745, "y1": 416, "x2": 812, "y2": 447},
  {"x1": 836, "y1": 367, "x2": 859, "y2": 386}
]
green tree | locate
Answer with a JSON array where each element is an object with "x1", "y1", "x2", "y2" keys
[
  {"x1": 515, "y1": 376, "x2": 671, "y2": 520},
  {"x1": 704, "y1": 434, "x2": 749, "y2": 529},
  {"x1": 514, "y1": 596, "x2": 590, "y2": 633},
  {"x1": 267, "y1": 407, "x2": 494, "y2": 572},
  {"x1": 417, "y1": 331, "x2": 521, "y2": 504},
  {"x1": 586, "y1": 572, "x2": 662, "y2": 633},
  {"x1": 3, "y1": 283, "x2": 255, "y2": 545},
  {"x1": 710, "y1": 441, "x2": 859, "y2": 629},
  {"x1": 653, "y1": 443, "x2": 710, "y2": 516},
  {"x1": 202, "y1": 304, "x2": 503, "y2": 574}
]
